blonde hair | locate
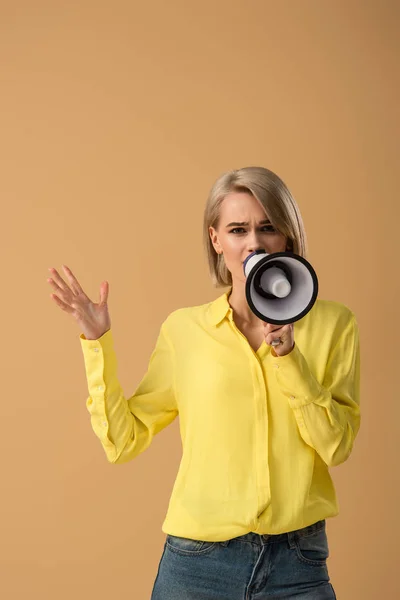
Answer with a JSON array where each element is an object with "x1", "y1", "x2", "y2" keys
[{"x1": 203, "y1": 166, "x2": 309, "y2": 288}]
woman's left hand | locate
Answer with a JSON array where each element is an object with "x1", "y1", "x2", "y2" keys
[{"x1": 263, "y1": 322, "x2": 295, "y2": 357}]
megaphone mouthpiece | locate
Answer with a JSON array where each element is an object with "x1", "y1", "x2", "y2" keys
[{"x1": 260, "y1": 266, "x2": 291, "y2": 298}]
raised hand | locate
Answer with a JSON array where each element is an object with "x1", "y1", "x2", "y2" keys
[{"x1": 47, "y1": 265, "x2": 111, "y2": 340}]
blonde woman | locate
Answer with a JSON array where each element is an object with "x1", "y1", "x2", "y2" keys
[{"x1": 48, "y1": 166, "x2": 360, "y2": 599}]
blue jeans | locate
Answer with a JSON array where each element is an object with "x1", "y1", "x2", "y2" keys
[{"x1": 151, "y1": 519, "x2": 336, "y2": 599}]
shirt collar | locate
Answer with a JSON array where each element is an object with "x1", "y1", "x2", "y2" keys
[{"x1": 208, "y1": 287, "x2": 234, "y2": 326}]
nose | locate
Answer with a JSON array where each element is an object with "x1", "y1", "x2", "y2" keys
[
  {"x1": 247, "y1": 238, "x2": 265, "y2": 254},
  {"x1": 243, "y1": 231, "x2": 267, "y2": 263},
  {"x1": 247, "y1": 244, "x2": 265, "y2": 253},
  {"x1": 244, "y1": 246, "x2": 266, "y2": 264}
]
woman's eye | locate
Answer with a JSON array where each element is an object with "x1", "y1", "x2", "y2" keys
[{"x1": 230, "y1": 226, "x2": 275, "y2": 234}]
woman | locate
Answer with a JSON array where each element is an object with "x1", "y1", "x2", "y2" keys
[{"x1": 47, "y1": 166, "x2": 360, "y2": 599}]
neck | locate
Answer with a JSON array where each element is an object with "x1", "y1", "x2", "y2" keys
[{"x1": 227, "y1": 282, "x2": 261, "y2": 327}]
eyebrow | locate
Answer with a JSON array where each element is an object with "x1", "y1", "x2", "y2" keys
[{"x1": 225, "y1": 219, "x2": 271, "y2": 228}]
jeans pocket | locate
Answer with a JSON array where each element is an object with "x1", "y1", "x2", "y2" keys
[
  {"x1": 166, "y1": 534, "x2": 218, "y2": 555},
  {"x1": 294, "y1": 524, "x2": 329, "y2": 566}
]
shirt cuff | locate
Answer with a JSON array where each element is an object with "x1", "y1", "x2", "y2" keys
[{"x1": 79, "y1": 329, "x2": 118, "y2": 388}]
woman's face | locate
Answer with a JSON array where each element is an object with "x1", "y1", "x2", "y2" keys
[{"x1": 209, "y1": 191, "x2": 289, "y2": 284}]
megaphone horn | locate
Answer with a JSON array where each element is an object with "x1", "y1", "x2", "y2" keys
[{"x1": 243, "y1": 249, "x2": 318, "y2": 326}]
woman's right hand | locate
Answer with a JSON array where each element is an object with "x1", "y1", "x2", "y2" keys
[{"x1": 47, "y1": 265, "x2": 111, "y2": 340}]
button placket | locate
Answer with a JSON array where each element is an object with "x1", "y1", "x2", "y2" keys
[{"x1": 228, "y1": 316, "x2": 271, "y2": 519}]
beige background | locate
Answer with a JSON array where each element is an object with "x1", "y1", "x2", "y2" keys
[{"x1": 1, "y1": 1, "x2": 399, "y2": 598}]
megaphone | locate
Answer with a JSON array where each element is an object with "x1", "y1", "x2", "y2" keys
[{"x1": 243, "y1": 249, "x2": 318, "y2": 327}]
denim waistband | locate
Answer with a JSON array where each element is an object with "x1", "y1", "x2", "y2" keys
[{"x1": 219, "y1": 519, "x2": 326, "y2": 548}]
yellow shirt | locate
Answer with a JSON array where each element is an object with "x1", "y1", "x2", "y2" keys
[{"x1": 79, "y1": 288, "x2": 361, "y2": 541}]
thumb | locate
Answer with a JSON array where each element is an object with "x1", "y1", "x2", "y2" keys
[{"x1": 99, "y1": 281, "x2": 109, "y2": 305}]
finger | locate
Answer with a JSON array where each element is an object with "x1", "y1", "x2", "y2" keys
[
  {"x1": 264, "y1": 324, "x2": 290, "y2": 344},
  {"x1": 47, "y1": 277, "x2": 66, "y2": 294},
  {"x1": 264, "y1": 322, "x2": 283, "y2": 333},
  {"x1": 265, "y1": 334, "x2": 285, "y2": 346},
  {"x1": 47, "y1": 280, "x2": 75, "y2": 308},
  {"x1": 99, "y1": 281, "x2": 109, "y2": 304},
  {"x1": 48, "y1": 267, "x2": 70, "y2": 292},
  {"x1": 264, "y1": 322, "x2": 292, "y2": 331},
  {"x1": 62, "y1": 265, "x2": 87, "y2": 296},
  {"x1": 50, "y1": 292, "x2": 75, "y2": 314}
]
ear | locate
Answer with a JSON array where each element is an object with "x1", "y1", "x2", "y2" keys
[{"x1": 209, "y1": 226, "x2": 222, "y2": 254}]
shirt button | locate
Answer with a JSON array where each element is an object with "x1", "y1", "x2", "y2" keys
[
  {"x1": 273, "y1": 364, "x2": 279, "y2": 369},
  {"x1": 93, "y1": 348, "x2": 99, "y2": 352},
  {"x1": 290, "y1": 395, "x2": 295, "y2": 400},
  {"x1": 97, "y1": 385, "x2": 104, "y2": 391},
  {"x1": 102, "y1": 421, "x2": 107, "y2": 427}
]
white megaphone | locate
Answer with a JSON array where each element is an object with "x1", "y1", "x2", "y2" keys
[{"x1": 243, "y1": 249, "x2": 318, "y2": 326}]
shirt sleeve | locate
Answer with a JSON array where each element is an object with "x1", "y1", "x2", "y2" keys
[
  {"x1": 79, "y1": 318, "x2": 178, "y2": 464},
  {"x1": 270, "y1": 313, "x2": 361, "y2": 467}
]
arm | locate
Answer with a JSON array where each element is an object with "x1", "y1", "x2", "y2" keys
[
  {"x1": 270, "y1": 314, "x2": 361, "y2": 467},
  {"x1": 79, "y1": 318, "x2": 177, "y2": 464}
]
